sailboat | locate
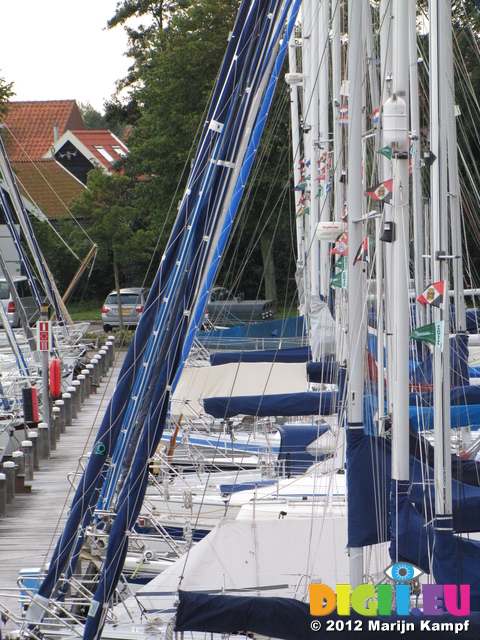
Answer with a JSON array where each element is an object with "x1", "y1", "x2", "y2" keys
[{"x1": 6, "y1": 0, "x2": 480, "y2": 639}]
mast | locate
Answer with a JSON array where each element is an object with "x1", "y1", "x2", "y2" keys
[
  {"x1": 430, "y1": 0, "x2": 452, "y2": 519},
  {"x1": 346, "y1": 0, "x2": 365, "y2": 589},
  {"x1": 388, "y1": 0, "x2": 410, "y2": 484},
  {"x1": 317, "y1": 0, "x2": 331, "y2": 300}
]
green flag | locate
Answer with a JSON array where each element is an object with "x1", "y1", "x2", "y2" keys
[
  {"x1": 331, "y1": 269, "x2": 348, "y2": 289},
  {"x1": 377, "y1": 146, "x2": 393, "y2": 160},
  {"x1": 410, "y1": 322, "x2": 444, "y2": 350},
  {"x1": 333, "y1": 256, "x2": 347, "y2": 270}
]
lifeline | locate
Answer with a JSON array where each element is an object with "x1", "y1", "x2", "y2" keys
[{"x1": 368, "y1": 620, "x2": 470, "y2": 633}]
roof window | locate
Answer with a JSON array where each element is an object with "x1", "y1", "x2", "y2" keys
[{"x1": 94, "y1": 146, "x2": 115, "y2": 162}]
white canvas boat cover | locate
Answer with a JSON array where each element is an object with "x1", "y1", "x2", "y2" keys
[
  {"x1": 113, "y1": 516, "x2": 349, "y2": 626},
  {"x1": 171, "y1": 361, "x2": 308, "y2": 418}
]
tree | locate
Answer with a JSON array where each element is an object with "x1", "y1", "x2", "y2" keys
[
  {"x1": 106, "y1": 0, "x2": 239, "y2": 232},
  {"x1": 68, "y1": 169, "x2": 154, "y2": 303},
  {"x1": 0, "y1": 71, "x2": 15, "y2": 115}
]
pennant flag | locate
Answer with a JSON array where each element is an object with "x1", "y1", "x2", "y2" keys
[
  {"x1": 331, "y1": 231, "x2": 348, "y2": 256},
  {"x1": 331, "y1": 269, "x2": 348, "y2": 289},
  {"x1": 339, "y1": 107, "x2": 348, "y2": 126},
  {"x1": 296, "y1": 206, "x2": 310, "y2": 218},
  {"x1": 365, "y1": 179, "x2": 393, "y2": 203},
  {"x1": 417, "y1": 281, "x2": 445, "y2": 308},
  {"x1": 377, "y1": 146, "x2": 393, "y2": 160},
  {"x1": 315, "y1": 187, "x2": 325, "y2": 198},
  {"x1": 353, "y1": 237, "x2": 369, "y2": 265},
  {"x1": 333, "y1": 255, "x2": 347, "y2": 270},
  {"x1": 410, "y1": 322, "x2": 444, "y2": 350},
  {"x1": 372, "y1": 107, "x2": 380, "y2": 128}
]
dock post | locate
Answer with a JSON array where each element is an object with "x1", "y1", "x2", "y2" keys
[
  {"x1": 67, "y1": 386, "x2": 77, "y2": 419},
  {"x1": 29, "y1": 431, "x2": 40, "y2": 470},
  {"x1": 77, "y1": 374, "x2": 86, "y2": 403},
  {"x1": 54, "y1": 399, "x2": 66, "y2": 434},
  {"x1": 38, "y1": 422, "x2": 50, "y2": 460},
  {"x1": 72, "y1": 380, "x2": 82, "y2": 414},
  {"x1": 52, "y1": 407, "x2": 61, "y2": 443},
  {"x1": 81, "y1": 370, "x2": 91, "y2": 399},
  {"x1": 90, "y1": 358, "x2": 100, "y2": 389},
  {"x1": 22, "y1": 440, "x2": 34, "y2": 482},
  {"x1": 62, "y1": 392, "x2": 72, "y2": 426},
  {"x1": 99, "y1": 349, "x2": 108, "y2": 376},
  {"x1": 3, "y1": 460, "x2": 15, "y2": 503},
  {"x1": 86, "y1": 364, "x2": 95, "y2": 394},
  {"x1": 0, "y1": 473, "x2": 6, "y2": 516}
]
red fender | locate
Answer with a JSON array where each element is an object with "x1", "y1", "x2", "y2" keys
[{"x1": 49, "y1": 358, "x2": 62, "y2": 399}]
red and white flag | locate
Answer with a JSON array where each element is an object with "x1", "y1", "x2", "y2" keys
[{"x1": 417, "y1": 281, "x2": 445, "y2": 308}]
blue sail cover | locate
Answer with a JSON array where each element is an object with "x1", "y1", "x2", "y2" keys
[
  {"x1": 175, "y1": 590, "x2": 480, "y2": 639},
  {"x1": 198, "y1": 315, "x2": 306, "y2": 350},
  {"x1": 210, "y1": 345, "x2": 311, "y2": 365},
  {"x1": 203, "y1": 391, "x2": 338, "y2": 418},
  {"x1": 433, "y1": 518, "x2": 480, "y2": 611},
  {"x1": 409, "y1": 403, "x2": 480, "y2": 432},
  {"x1": 347, "y1": 429, "x2": 480, "y2": 549},
  {"x1": 276, "y1": 423, "x2": 329, "y2": 473}
]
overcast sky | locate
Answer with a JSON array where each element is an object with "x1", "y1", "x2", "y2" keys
[{"x1": 0, "y1": 1, "x2": 132, "y2": 113}]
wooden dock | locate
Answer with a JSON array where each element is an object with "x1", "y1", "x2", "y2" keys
[{"x1": 0, "y1": 348, "x2": 125, "y2": 629}]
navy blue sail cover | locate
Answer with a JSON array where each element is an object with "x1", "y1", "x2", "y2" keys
[
  {"x1": 175, "y1": 590, "x2": 480, "y2": 639},
  {"x1": 347, "y1": 428, "x2": 480, "y2": 549},
  {"x1": 203, "y1": 391, "x2": 338, "y2": 418},
  {"x1": 210, "y1": 345, "x2": 311, "y2": 365}
]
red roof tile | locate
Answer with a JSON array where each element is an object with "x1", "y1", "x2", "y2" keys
[
  {"x1": 68, "y1": 129, "x2": 128, "y2": 170},
  {"x1": 1, "y1": 100, "x2": 85, "y2": 161},
  {"x1": 11, "y1": 158, "x2": 87, "y2": 219}
]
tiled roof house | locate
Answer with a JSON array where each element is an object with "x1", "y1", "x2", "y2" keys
[{"x1": 1, "y1": 100, "x2": 128, "y2": 219}]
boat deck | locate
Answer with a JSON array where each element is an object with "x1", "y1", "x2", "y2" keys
[{"x1": 0, "y1": 348, "x2": 125, "y2": 631}]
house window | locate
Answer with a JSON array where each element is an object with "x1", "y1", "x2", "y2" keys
[
  {"x1": 94, "y1": 146, "x2": 115, "y2": 162},
  {"x1": 112, "y1": 145, "x2": 126, "y2": 157}
]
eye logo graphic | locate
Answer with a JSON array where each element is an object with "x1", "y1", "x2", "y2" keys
[{"x1": 385, "y1": 562, "x2": 423, "y2": 583}]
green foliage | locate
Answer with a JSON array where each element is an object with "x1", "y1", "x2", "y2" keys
[
  {"x1": 107, "y1": 0, "x2": 239, "y2": 231},
  {"x1": 68, "y1": 169, "x2": 154, "y2": 296},
  {"x1": 0, "y1": 71, "x2": 15, "y2": 115},
  {"x1": 79, "y1": 102, "x2": 125, "y2": 138}
]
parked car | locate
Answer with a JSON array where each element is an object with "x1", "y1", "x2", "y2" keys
[
  {"x1": 101, "y1": 287, "x2": 150, "y2": 332},
  {"x1": 0, "y1": 276, "x2": 45, "y2": 327},
  {"x1": 204, "y1": 286, "x2": 275, "y2": 328}
]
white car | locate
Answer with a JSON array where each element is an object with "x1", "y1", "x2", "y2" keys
[
  {"x1": 0, "y1": 276, "x2": 45, "y2": 327},
  {"x1": 101, "y1": 287, "x2": 150, "y2": 332}
]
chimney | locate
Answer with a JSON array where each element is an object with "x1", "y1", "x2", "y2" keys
[{"x1": 53, "y1": 122, "x2": 59, "y2": 142}]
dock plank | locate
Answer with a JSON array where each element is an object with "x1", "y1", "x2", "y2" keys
[{"x1": 0, "y1": 350, "x2": 125, "y2": 626}]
